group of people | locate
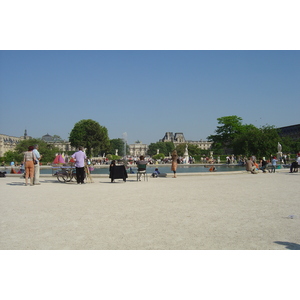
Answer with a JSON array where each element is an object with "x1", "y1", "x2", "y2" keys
[
  {"x1": 122, "y1": 150, "x2": 180, "y2": 180},
  {"x1": 246, "y1": 156, "x2": 279, "y2": 174},
  {"x1": 23, "y1": 144, "x2": 42, "y2": 186}
]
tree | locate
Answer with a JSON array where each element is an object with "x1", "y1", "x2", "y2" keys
[
  {"x1": 69, "y1": 119, "x2": 110, "y2": 157},
  {"x1": 232, "y1": 125, "x2": 281, "y2": 158},
  {"x1": 147, "y1": 142, "x2": 174, "y2": 156},
  {"x1": 3, "y1": 150, "x2": 23, "y2": 164},
  {"x1": 207, "y1": 115, "x2": 244, "y2": 152},
  {"x1": 109, "y1": 138, "x2": 128, "y2": 156},
  {"x1": 152, "y1": 153, "x2": 165, "y2": 160},
  {"x1": 175, "y1": 143, "x2": 201, "y2": 156}
]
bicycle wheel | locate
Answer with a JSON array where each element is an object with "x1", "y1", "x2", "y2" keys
[
  {"x1": 57, "y1": 170, "x2": 71, "y2": 182},
  {"x1": 71, "y1": 170, "x2": 77, "y2": 182}
]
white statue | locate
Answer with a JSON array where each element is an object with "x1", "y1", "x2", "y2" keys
[
  {"x1": 277, "y1": 142, "x2": 282, "y2": 152},
  {"x1": 185, "y1": 144, "x2": 188, "y2": 153}
]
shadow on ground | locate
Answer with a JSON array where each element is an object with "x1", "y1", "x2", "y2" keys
[{"x1": 274, "y1": 241, "x2": 300, "y2": 250}]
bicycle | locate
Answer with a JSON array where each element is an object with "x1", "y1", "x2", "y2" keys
[{"x1": 53, "y1": 166, "x2": 77, "y2": 183}]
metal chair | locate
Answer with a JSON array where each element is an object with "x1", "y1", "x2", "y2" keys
[{"x1": 137, "y1": 164, "x2": 148, "y2": 181}]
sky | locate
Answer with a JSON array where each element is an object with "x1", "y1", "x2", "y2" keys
[{"x1": 1, "y1": 50, "x2": 299, "y2": 145}]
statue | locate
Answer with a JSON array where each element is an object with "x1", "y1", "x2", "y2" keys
[
  {"x1": 277, "y1": 142, "x2": 282, "y2": 153},
  {"x1": 185, "y1": 144, "x2": 188, "y2": 154},
  {"x1": 183, "y1": 144, "x2": 189, "y2": 164}
]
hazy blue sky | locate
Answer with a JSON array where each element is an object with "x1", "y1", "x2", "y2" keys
[{"x1": 1, "y1": 50, "x2": 299, "y2": 144}]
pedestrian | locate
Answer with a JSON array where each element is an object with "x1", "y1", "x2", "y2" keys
[
  {"x1": 23, "y1": 146, "x2": 37, "y2": 186},
  {"x1": 33, "y1": 144, "x2": 42, "y2": 185},
  {"x1": 171, "y1": 150, "x2": 178, "y2": 178},
  {"x1": 72, "y1": 146, "x2": 87, "y2": 184},
  {"x1": 271, "y1": 156, "x2": 277, "y2": 173}
]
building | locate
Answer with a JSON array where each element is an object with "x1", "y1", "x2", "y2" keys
[
  {"x1": 41, "y1": 134, "x2": 75, "y2": 152},
  {"x1": 0, "y1": 131, "x2": 75, "y2": 157},
  {"x1": 160, "y1": 132, "x2": 213, "y2": 150},
  {"x1": 0, "y1": 130, "x2": 30, "y2": 157},
  {"x1": 277, "y1": 124, "x2": 300, "y2": 141},
  {"x1": 129, "y1": 141, "x2": 148, "y2": 157}
]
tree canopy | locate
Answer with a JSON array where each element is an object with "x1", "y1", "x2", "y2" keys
[
  {"x1": 207, "y1": 115, "x2": 244, "y2": 151},
  {"x1": 232, "y1": 125, "x2": 281, "y2": 158},
  {"x1": 147, "y1": 142, "x2": 174, "y2": 156},
  {"x1": 174, "y1": 143, "x2": 202, "y2": 156},
  {"x1": 69, "y1": 119, "x2": 110, "y2": 157},
  {"x1": 207, "y1": 115, "x2": 296, "y2": 158}
]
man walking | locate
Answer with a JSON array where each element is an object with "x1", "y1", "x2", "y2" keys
[
  {"x1": 72, "y1": 146, "x2": 87, "y2": 184},
  {"x1": 33, "y1": 144, "x2": 42, "y2": 185}
]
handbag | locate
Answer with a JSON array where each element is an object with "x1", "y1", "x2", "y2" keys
[{"x1": 32, "y1": 153, "x2": 38, "y2": 164}]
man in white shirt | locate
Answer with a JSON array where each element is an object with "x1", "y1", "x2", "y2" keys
[{"x1": 33, "y1": 144, "x2": 42, "y2": 185}]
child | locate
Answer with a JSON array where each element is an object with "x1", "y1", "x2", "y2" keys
[{"x1": 152, "y1": 168, "x2": 160, "y2": 178}]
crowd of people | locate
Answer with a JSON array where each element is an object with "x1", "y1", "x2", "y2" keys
[{"x1": 3, "y1": 147, "x2": 300, "y2": 183}]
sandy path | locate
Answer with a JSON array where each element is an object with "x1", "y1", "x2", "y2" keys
[{"x1": 1, "y1": 170, "x2": 299, "y2": 250}]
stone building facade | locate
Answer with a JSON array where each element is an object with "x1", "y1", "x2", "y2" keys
[
  {"x1": 41, "y1": 134, "x2": 75, "y2": 152},
  {"x1": 129, "y1": 141, "x2": 148, "y2": 157},
  {"x1": 160, "y1": 132, "x2": 213, "y2": 150},
  {"x1": 0, "y1": 133, "x2": 29, "y2": 157},
  {"x1": 0, "y1": 131, "x2": 75, "y2": 157}
]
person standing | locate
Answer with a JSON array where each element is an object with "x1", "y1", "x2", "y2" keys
[
  {"x1": 271, "y1": 156, "x2": 277, "y2": 173},
  {"x1": 23, "y1": 146, "x2": 36, "y2": 186},
  {"x1": 72, "y1": 146, "x2": 87, "y2": 184},
  {"x1": 171, "y1": 150, "x2": 178, "y2": 178},
  {"x1": 33, "y1": 144, "x2": 42, "y2": 185}
]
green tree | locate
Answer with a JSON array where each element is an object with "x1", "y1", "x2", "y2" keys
[
  {"x1": 13, "y1": 138, "x2": 60, "y2": 164},
  {"x1": 152, "y1": 153, "x2": 165, "y2": 160},
  {"x1": 232, "y1": 125, "x2": 281, "y2": 158},
  {"x1": 69, "y1": 119, "x2": 110, "y2": 157},
  {"x1": 147, "y1": 142, "x2": 174, "y2": 156},
  {"x1": 207, "y1": 115, "x2": 244, "y2": 152},
  {"x1": 3, "y1": 150, "x2": 23, "y2": 164},
  {"x1": 175, "y1": 143, "x2": 201, "y2": 156}
]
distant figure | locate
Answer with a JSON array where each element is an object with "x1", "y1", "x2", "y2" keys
[
  {"x1": 246, "y1": 157, "x2": 257, "y2": 174},
  {"x1": 72, "y1": 146, "x2": 87, "y2": 184},
  {"x1": 109, "y1": 160, "x2": 116, "y2": 182},
  {"x1": 289, "y1": 161, "x2": 299, "y2": 173},
  {"x1": 226, "y1": 156, "x2": 230, "y2": 164},
  {"x1": 209, "y1": 166, "x2": 216, "y2": 172},
  {"x1": 10, "y1": 161, "x2": 15, "y2": 173},
  {"x1": 171, "y1": 150, "x2": 178, "y2": 178},
  {"x1": 271, "y1": 156, "x2": 277, "y2": 173},
  {"x1": 136, "y1": 156, "x2": 148, "y2": 181},
  {"x1": 259, "y1": 158, "x2": 268, "y2": 173},
  {"x1": 152, "y1": 168, "x2": 160, "y2": 177},
  {"x1": 19, "y1": 161, "x2": 25, "y2": 174}
]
